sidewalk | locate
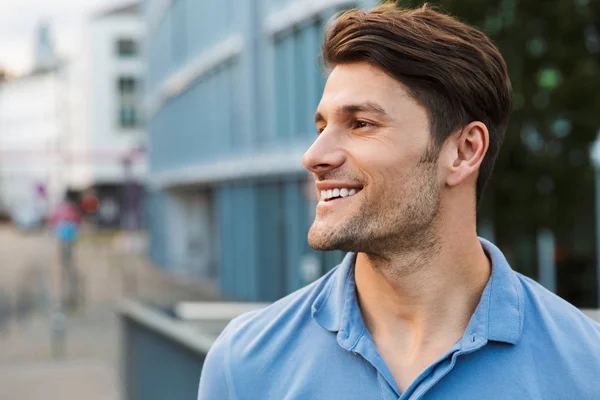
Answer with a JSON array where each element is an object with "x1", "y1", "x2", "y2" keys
[{"x1": 0, "y1": 225, "x2": 218, "y2": 400}]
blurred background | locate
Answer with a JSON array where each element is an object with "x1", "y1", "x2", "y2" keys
[{"x1": 0, "y1": 0, "x2": 598, "y2": 399}]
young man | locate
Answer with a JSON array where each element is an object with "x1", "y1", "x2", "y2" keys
[{"x1": 199, "y1": 4, "x2": 600, "y2": 399}]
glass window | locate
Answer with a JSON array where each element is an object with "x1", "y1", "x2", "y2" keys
[
  {"x1": 274, "y1": 35, "x2": 293, "y2": 140},
  {"x1": 118, "y1": 77, "x2": 137, "y2": 93},
  {"x1": 117, "y1": 76, "x2": 141, "y2": 128},
  {"x1": 116, "y1": 38, "x2": 138, "y2": 57},
  {"x1": 120, "y1": 107, "x2": 138, "y2": 128}
]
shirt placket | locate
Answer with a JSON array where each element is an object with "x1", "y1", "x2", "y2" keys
[
  {"x1": 350, "y1": 331, "x2": 402, "y2": 400},
  {"x1": 403, "y1": 336, "x2": 488, "y2": 400}
]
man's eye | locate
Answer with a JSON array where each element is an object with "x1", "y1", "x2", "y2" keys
[
  {"x1": 353, "y1": 120, "x2": 372, "y2": 129},
  {"x1": 316, "y1": 126, "x2": 325, "y2": 135}
]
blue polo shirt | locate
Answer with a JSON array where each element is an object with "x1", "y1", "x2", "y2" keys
[{"x1": 198, "y1": 238, "x2": 600, "y2": 399}]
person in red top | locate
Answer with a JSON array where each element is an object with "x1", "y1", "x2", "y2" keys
[
  {"x1": 49, "y1": 192, "x2": 83, "y2": 311},
  {"x1": 49, "y1": 200, "x2": 83, "y2": 229}
]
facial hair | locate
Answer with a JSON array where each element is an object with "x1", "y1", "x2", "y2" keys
[{"x1": 307, "y1": 153, "x2": 441, "y2": 257}]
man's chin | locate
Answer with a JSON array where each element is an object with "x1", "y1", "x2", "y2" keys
[
  {"x1": 307, "y1": 233, "x2": 335, "y2": 251},
  {"x1": 307, "y1": 225, "x2": 339, "y2": 251},
  {"x1": 307, "y1": 223, "x2": 358, "y2": 252}
]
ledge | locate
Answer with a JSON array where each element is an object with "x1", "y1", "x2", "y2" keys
[
  {"x1": 119, "y1": 299, "x2": 216, "y2": 355},
  {"x1": 146, "y1": 0, "x2": 173, "y2": 34},
  {"x1": 146, "y1": 35, "x2": 244, "y2": 116},
  {"x1": 149, "y1": 143, "x2": 311, "y2": 189}
]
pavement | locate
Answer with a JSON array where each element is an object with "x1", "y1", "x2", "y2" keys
[{"x1": 0, "y1": 224, "x2": 218, "y2": 400}]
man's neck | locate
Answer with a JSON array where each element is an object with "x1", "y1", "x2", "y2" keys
[{"x1": 354, "y1": 229, "x2": 491, "y2": 359}]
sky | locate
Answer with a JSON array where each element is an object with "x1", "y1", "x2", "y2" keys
[{"x1": 0, "y1": 0, "x2": 127, "y2": 75}]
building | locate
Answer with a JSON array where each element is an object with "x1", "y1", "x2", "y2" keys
[
  {"x1": 77, "y1": 2, "x2": 146, "y2": 229},
  {"x1": 0, "y1": 4, "x2": 147, "y2": 230},
  {"x1": 144, "y1": 0, "x2": 377, "y2": 301},
  {"x1": 0, "y1": 23, "x2": 65, "y2": 225}
]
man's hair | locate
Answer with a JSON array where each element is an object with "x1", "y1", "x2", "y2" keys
[{"x1": 322, "y1": 3, "x2": 512, "y2": 202}]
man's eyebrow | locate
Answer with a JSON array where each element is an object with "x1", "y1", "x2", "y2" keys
[
  {"x1": 314, "y1": 102, "x2": 388, "y2": 123},
  {"x1": 339, "y1": 102, "x2": 388, "y2": 116}
]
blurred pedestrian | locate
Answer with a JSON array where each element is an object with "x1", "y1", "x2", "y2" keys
[
  {"x1": 199, "y1": 4, "x2": 600, "y2": 400},
  {"x1": 49, "y1": 192, "x2": 83, "y2": 312}
]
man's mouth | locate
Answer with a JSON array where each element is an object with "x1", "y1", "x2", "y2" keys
[{"x1": 320, "y1": 187, "x2": 362, "y2": 202}]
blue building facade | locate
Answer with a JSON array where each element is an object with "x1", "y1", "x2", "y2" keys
[{"x1": 143, "y1": 0, "x2": 378, "y2": 301}]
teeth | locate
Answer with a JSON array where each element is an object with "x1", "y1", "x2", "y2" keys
[{"x1": 320, "y1": 187, "x2": 360, "y2": 201}]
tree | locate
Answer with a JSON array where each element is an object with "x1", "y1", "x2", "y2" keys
[{"x1": 391, "y1": 0, "x2": 600, "y2": 305}]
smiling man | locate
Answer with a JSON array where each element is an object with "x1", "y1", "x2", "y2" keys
[{"x1": 198, "y1": 4, "x2": 600, "y2": 399}]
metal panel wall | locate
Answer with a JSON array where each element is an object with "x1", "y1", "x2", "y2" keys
[
  {"x1": 216, "y1": 183, "x2": 260, "y2": 300},
  {"x1": 145, "y1": 0, "x2": 378, "y2": 301},
  {"x1": 255, "y1": 181, "x2": 287, "y2": 301},
  {"x1": 146, "y1": 190, "x2": 169, "y2": 268},
  {"x1": 283, "y1": 179, "x2": 307, "y2": 293},
  {"x1": 149, "y1": 62, "x2": 240, "y2": 174},
  {"x1": 271, "y1": 12, "x2": 334, "y2": 145},
  {"x1": 185, "y1": 0, "x2": 233, "y2": 58},
  {"x1": 123, "y1": 317, "x2": 205, "y2": 400}
]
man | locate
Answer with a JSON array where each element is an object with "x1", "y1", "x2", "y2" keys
[{"x1": 199, "y1": 4, "x2": 600, "y2": 399}]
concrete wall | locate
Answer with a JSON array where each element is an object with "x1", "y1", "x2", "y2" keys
[{"x1": 0, "y1": 71, "x2": 65, "y2": 214}]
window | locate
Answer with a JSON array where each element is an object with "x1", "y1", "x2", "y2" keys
[
  {"x1": 116, "y1": 38, "x2": 138, "y2": 57},
  {"x1": 117, "y1": 76, "x2": 141, "y2": 128},
  {"x1": 118, "y1": 77, "x2": 137, "y2": 93}
]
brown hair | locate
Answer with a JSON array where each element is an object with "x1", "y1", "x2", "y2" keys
[{"x1": 322, "y1": 3, "x2": 512, "y2": 202}]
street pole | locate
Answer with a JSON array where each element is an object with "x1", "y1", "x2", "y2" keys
[
  {"x1": 537, "y1": 229, "x2": 556, "y2": 293},
  {"x1": 595, "y1": 168, "x2": 600, "y2": 308},
  {"x1": 122, "y1": 156, "x2": 135, "y2": 231},
  {"x1": 121, "y1": 155, "x2": 138, "y2": 297}
]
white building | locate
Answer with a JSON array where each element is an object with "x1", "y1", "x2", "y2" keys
[
  {"x1": 0, "y1": 24, "x2": 66, "y2": 224},
  {"x1": 0, "y1": 3, "x2": 146, "y2": 229},
  {"x1": 76, "y1": 2, "x2": 146, "y2": 228}
]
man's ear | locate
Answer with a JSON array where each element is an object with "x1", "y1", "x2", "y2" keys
[{"x1": 443, "y1": 121, "x2": 489, "y2": 188}]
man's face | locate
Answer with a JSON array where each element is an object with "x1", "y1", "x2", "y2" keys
[{"x1": 302, "y1": 62, "x2": 441, "y2": 254}]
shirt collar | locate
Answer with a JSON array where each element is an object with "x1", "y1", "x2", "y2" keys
[
  {"x1": 311, "y1": 252, "x2": 356, "y2": 333},
  {"x1": 476, "y1": 237, "x2": 524, "y2": 345},
  {"x1": 311, "y1": 238, "x2": 524, "y2": 347}
]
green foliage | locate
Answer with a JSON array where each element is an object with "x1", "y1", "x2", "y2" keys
[{"x1": 383, "y1": 0, "x2": 600, "y2": 241}]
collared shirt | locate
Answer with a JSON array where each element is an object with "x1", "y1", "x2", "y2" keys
[{"x1": 198, "y1": 238, "x2": 600, "y2": 399}]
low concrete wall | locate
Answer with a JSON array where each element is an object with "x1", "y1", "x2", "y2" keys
[
  {"x1": 582, "y1": 309, "x2": 600, "y2": 322},
  {"x1": 118, "y1": 300, "x2": 267, "y2": 400}
]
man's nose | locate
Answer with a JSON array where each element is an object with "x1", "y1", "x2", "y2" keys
[{"x1": 302, "y1": 130, "x2": 345, "y2": 175}]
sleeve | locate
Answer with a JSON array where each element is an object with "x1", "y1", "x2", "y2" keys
[{"x1": 197, "y1": 327, "x2": 234, "y2": 400}]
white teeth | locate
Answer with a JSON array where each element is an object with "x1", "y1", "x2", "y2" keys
[{"x1": 320, "y1": 187, "x2": 360, "y2": 201}]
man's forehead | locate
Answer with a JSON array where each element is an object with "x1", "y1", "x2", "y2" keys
[{"x1": 321, "y1": 63, "x2": 412, "y2": 106}]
